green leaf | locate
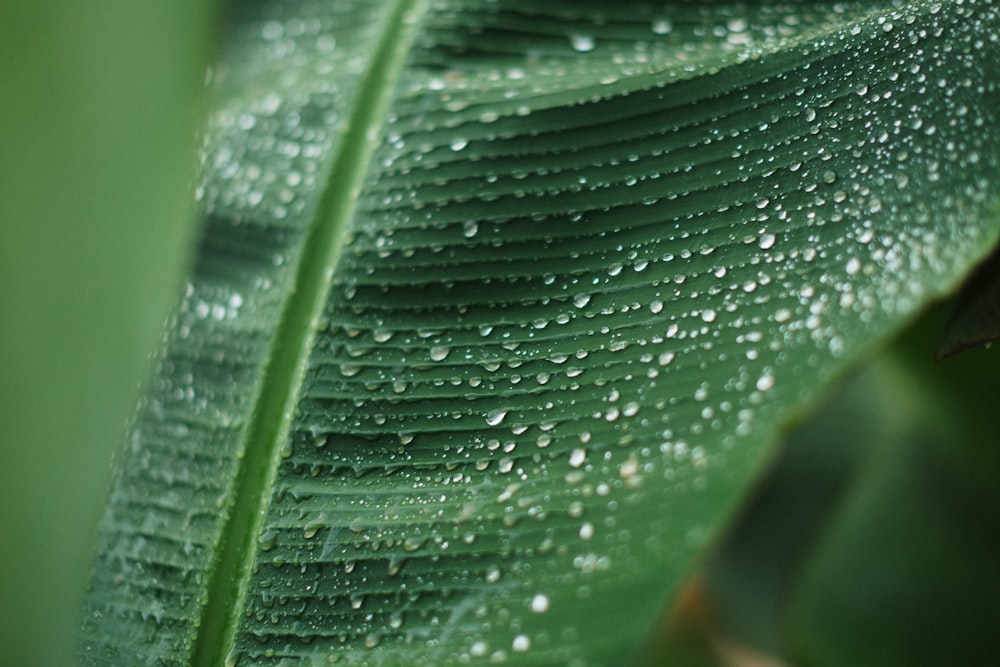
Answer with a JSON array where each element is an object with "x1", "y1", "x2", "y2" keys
[
  {"x1": 81, "y1": 1, "x2": 1000, "y2": 665},
  {"x1": 0, "y1": 2, "x2": 213, "y2": 666},
  {"x1": 936, "y1": 245, "x2": 1000, "y2": 359}
]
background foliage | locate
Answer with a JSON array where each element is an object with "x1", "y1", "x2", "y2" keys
[{"x1": 0, "y1": 2, "x2": 215, "y2": 665}]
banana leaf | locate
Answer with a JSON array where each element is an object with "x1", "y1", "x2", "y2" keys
[{"x1": 79, "y1": 1, "x2": 1000, "y2": 665}]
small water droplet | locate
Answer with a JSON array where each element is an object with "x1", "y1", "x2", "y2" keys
[
  {"x1": 570, "y1": 34, "x2": 595, "y2": 52},
  {"x1": 651, "y1": 18, "x2": 673, "y2": 35},
  {"x1": 756, "y1": 373, "x2": 775, "y2": 392}
]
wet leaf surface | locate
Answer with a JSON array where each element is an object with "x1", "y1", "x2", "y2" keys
[{"x1": 81, "y1": 2, "x2": 1000, "y2": 665}]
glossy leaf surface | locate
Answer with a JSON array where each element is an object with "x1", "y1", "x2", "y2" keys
[{"x1": 82, "y1": 1, "x2": 1000, "y2": 665}]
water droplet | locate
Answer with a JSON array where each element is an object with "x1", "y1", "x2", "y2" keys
[
  {"x1": 530, "y1": 594, "x2": 550, "y2": 613},
  {"x1": 486, "y1": 409, "x2": 508, "y2": 426},
  {"x1": 570, "y1": 34, "x2": 595, "y2": 52},
  {"x1": 651, "y1": 18, "x2": 673, "y2": 35},
  {"x1": 756, "y1": 373, "x2": 775, "y2": 392},
  {"x1": 512, "y1": 635, "x2": 531, "y2": 652},
  {"x1": 450, "y1": 138, "x2": 468, "y2": 151},
  {"x1": 569, "y1": 448, "x2": 586, "y2": 468},
  {"x1": 430, "y1": 346, "x2": 451, "y2": 362}
]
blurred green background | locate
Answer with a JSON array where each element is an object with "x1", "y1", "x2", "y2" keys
[{"x1": 0, "y1": 2, "x2": 214, "y2": 664}]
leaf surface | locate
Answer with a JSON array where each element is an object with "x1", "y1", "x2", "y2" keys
[{"x1": 82, "y1": 1, "x2": 1000, "y2": 665}]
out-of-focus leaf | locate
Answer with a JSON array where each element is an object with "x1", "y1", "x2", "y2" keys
[
  {"x1": 686, "y1": 305, "x2": 1000, "y2": 666},
  {"x1": 791, "y1": 313, "x2": 1000, "y2": 666},
  {"x1": 936, "y1": 246, "x2": 1000, "y2": 359},
  {"x1": 80, "y1": 2, "x2": 1000, "y2": 665},
  {"x1": 685, "y1": 374, "x2": 873, "y2": 660},
  {"x1": 0, "y1": 2, "x2": 213, "y2": 666}
]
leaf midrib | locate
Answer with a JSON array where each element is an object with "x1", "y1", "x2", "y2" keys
[{"x1": 190, "y1": 2, "x2": 423, "y2": 664}]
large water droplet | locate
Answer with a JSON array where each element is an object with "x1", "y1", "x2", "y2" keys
[{"x1": 486, "y1": 409, "x2": 508, "y2": 426}]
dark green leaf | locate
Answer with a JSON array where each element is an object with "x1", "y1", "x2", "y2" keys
[
  {"x1": 80, "y1": 2, "x2": 1000, "y2": 665},
  {"x1": 936, "y1": 245, "x2": 1000, "y2": 359},
  {"x1": 790, "y1": 312, "x2": 1000, "y2": 666}
]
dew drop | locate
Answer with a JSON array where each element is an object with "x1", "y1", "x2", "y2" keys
[
  {"x1": 486, "y1": 409, "x2": 508, "y2": 426},
  {"x1": 756, "y1": 373, "x2": 775, "y2": 392},
  {"x1": 651, "y1": 18, "x2": 673, "y2": 35},
  {"x1": 570, "y1": 34, "x2": 596, "y2": 52}
]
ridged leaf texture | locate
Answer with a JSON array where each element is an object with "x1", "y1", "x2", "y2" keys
[{"x1": 82, "y1": 1, "x2": 1000, "y2": 665}]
